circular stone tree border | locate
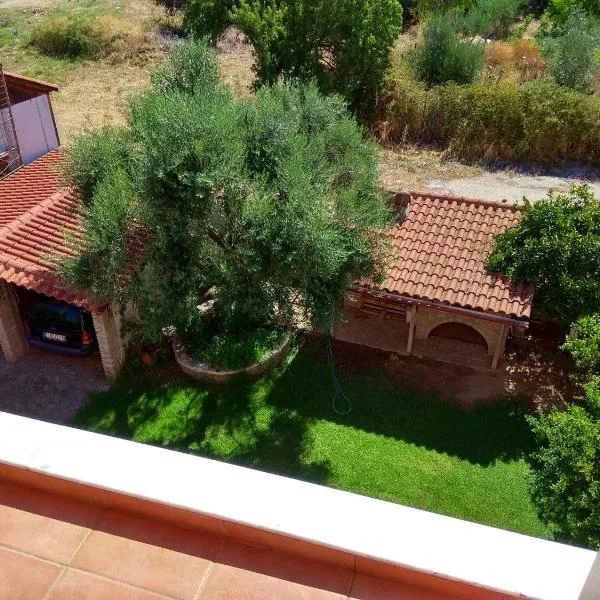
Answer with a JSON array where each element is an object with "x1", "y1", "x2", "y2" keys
[{"x1": 170, "y1": 334, "x2": 292, "y2": 383}]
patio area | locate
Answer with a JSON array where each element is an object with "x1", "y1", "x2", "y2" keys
[{"x1": 333, "y1": 307, "x2": 494, "y2": 371}]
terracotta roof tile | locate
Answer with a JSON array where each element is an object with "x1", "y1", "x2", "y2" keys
[
  {"x1": 0, "y1": 151, "x2": 100, "y2": 310},
  {"x1": 374, "y1": 193, "x2": 534, "y2": 320}
]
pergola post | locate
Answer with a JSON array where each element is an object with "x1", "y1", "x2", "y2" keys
[
  {"x1": 92, "y1": 306, "x2": 125, "y2": 380},
  {"x1": 491, "y1": 324, "x2": 507, "y2": 370},
  {"x1": 406, "y1": 304, "x2": 417, "y2": 355},
  {"x1": 0, "y1": 281, "x2": 27, "y2": 362}
]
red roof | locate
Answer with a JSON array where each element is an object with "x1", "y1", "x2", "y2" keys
[
  {"x1": 3, "y1": 70, "x2": 59, "y2": 94},
  {"x1": 0, "y1": 151, "x2": 96, "y2": 310},
  {"x1": 376, "y1": 193, "x2": 534, "y2": 320}
]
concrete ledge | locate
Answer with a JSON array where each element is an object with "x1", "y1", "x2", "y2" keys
[
  {"x1": 171, "y1": 335, "x2": 291, "y2": 383},
  {"x1": 0, "y1": 411, "x2": 596, "y2": 600}
]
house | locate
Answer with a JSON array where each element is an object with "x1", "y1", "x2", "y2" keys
[
  {"x1": 333, "y1": 192, "x2": 535, "y2": 370},
  {"x1": 0, "y1": 68, "x2": 126, "y2": 380},
  {"x1": 0, "y1": 67, "x2": 60, "y2": 175}
]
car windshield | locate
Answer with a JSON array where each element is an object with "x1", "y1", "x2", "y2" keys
[{"x1": 29, "y1": 302, "x2": 81, "y2": 328}]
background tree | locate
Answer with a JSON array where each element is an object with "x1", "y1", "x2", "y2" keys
[
  {"x1": 487, "y1": 185, "x2": 600, "y2": 328},
  {"x1": 59, "y1": 40, "x2": 391, "y2": 345},
  {"x1": 184, "y1": 0, "x2": 403, "y2": 116}
]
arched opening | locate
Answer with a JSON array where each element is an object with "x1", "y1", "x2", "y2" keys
[{"x1": 428, "y1": 322, "x2": 488, "y2": 351}]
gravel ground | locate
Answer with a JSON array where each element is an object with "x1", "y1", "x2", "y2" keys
[{"x1": 0, "y1": 349, "x2": 107, "y2": 424}]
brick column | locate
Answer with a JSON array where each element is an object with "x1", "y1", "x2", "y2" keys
[
  {"x1": 92, "y1": 306, "x2": 124, "y2": 380},
  {"x1": 0, "y1": 281, "x2": 27, "y2": 362}
]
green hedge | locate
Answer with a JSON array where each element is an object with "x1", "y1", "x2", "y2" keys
[{"x1": 379, "y1": 69, "x2": 600, "y2": 164}]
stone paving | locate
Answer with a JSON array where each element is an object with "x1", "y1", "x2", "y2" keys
[{"x1": 0, "y1": 348, "x2": 107, "y2": 424}]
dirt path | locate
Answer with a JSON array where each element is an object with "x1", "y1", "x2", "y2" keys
[{"x1": 379, "y1": 148, "x2": 600, "y2": 203}]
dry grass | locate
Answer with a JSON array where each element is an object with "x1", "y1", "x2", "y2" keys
[
  {"x1": 216, "y1": 27, "x2": 255, "y2": 98},
  {"x1": 378, "y1": 146, "x2": 482, "y2": 191},
  {"x1": 52, "y1": 61, "x2": 154, "y2": 142},
  {"x1": 485, "y1": 39, "x2": 547, "y2": 83}
]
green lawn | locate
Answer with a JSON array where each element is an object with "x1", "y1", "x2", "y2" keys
[{"x1": 73, "y1": 337, "x2": 550, "y2": 539}]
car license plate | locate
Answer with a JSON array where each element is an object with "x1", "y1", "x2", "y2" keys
[{"x1": 43, "y1": 332, "x2": 67, "y2": 343}]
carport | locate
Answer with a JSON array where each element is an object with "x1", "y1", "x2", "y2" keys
[{"x1": 0, "y1": 151, "x2": 125, "y2": 379}]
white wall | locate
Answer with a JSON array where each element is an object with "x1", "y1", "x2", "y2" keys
[{"x1": 11, "y1": 95, "x2": 59, "y2": 165}]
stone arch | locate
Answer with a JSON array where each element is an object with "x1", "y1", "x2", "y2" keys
[{"x1": 428, "y1": 322, "x2": 488, "y2": 351}]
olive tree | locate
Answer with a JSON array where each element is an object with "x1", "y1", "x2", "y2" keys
[{"x1": 58, "y1": 40, "x2": 391, "y2": 344}]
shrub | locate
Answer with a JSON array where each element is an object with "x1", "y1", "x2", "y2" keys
[
  {"x1": 378, "y1": 72, "x2": 600, "y2": 164},
  {"x1": 30, "y1": 14, "x2": 154, "y2": 63},
  {"x1": 414, "y1": 13, "x2": 484, "y2": 85},
  {"x1": 546, "y1": 0, "x2": 600, "y2": 27},
  {"x1": 561, "y1": 314, "x2": 600, "y2": 374},
  {"x1": 463, "y1": 0, "x2": 523, "y2": 39},
  {"x1": 542, "y1": 9, "x2": 600, "y2": 93},
  {"x1": 529, "y1": 400, "x2": 600, "y2": 549},
  {"x1": 31, "y1": 16, "x2": 98, "y2": 59},
  {"x1": 486, "y1": 185, "x2": 600, "y2": 327},
  {"x1": 413, "y1": 0, "x2": 473, "y2": 17},
  {"x1": 154, "y1": 0, "x2": 189, "y2": 14}
]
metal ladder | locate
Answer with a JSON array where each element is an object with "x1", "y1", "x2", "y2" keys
[{"x1": 0, "y1": 65, "x2": 23, "y2": 179}]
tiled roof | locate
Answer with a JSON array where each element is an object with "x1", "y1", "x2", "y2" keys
[
  {"x1": 377, "y1": 193, "x2": 534, "y2": 320},
  {"x1": 0, "y1": 151, "x2": 96, "y2": 309}
]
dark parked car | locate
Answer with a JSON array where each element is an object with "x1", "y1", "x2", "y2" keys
[{"x1": 24, "y1": 298, "x2": 96, "y2": 356}]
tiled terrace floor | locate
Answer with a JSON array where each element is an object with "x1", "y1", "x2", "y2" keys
[{"x1": 0, "y1": 479, "x2": 460, "y2": 600}]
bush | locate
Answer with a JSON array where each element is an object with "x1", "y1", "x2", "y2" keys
[
  {"x1": 542, "y1": 10, "x2": 600, "y2": 93},
  {"x1": 413, "y1": 0, "x2": 473, "y2": 17},
  {"x1": 414, "y1": 14, "x2": 484, "y2": 85},
  {"x1": 463, "y1": 0, "x2": 523, "y2": 39},
  {"x1": 529, "y1": 398, "x2": 600, "y2": 549},
  {"x1": 561, "y1": 314, "x2": 600, "y2": 374},
  {"x1": 30, "y1": 14, "x2": 154, "y2": 63},
  {"x1": 378, "y1": 71, "x2": 600, "y2": 165},
  {"x1": 31, "y1": 16, "x2": 98, "y2": 59},
  {"x1": 184, "y1": 321, "x2": 288, "y2": 369},
  {"x1": 546, "y1": 0, "x2": 600, "y2": 27}
]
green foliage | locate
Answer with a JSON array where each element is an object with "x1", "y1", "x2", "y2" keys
[
  {"x1": 486, "y1": 186, "x2": 600, "y2": 327},
  {"x1": 183, "y1": 0, "x2": 236, "y2": 42},
  {"x1": 529, "y1": 400, "x2": 600, "y2": 548},
  {"x1": 462, "y1": 0, "x2": 523, "y2": 39},
  {"x1": 561, "y1": 314, "x2": 600, "y2": 375},
  {"x1": 414, "y1": 13, "x2": 484, "y2": 85},
  {"x1": 413, "y1": 0, "x2": 473, "y2": 17},
  {"x1": 546, "y1": 0, "x2": 600, "y2": 27},
  {"x1": 186, "y1": 0, "x2": 403, "y2": 116},
  {"x1": 60, "y1": 40, "x2": 390, "y2": 345},
  {"x1": 379, "y1": 72, "x2": 600, "y2": 164},
  {"x1": 542, "y1": 10, "x2": 600, "y2": 93},
  {"x1": 184, "y1": 322, "x2": 288, "y2": 369},
  {"x1": 30, "y1": 15, "x2": 98, "y2": 59}
]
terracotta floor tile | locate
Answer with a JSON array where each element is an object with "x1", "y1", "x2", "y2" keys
[
  {"x1": 0, "y1": 547, "x2": 62, "y2": 600},
  {"x1": 71, "y1": 510, "x2": 220, "y2": 599},
  {"x1": 200, "y1": 563, "x2": 345, "y2": 600},
  {"x1": 46, "y1": 569, "x2": 173, "y2": 600},
  {"x1": 349, "y1": 573, "x2": 458, "y2": 600},
  {"x1": 216, "y1": 539, "x2": 353, "y2": 596},
  {"x1": 0, "y1": 482, "x2": 102, "y2": 563}
]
